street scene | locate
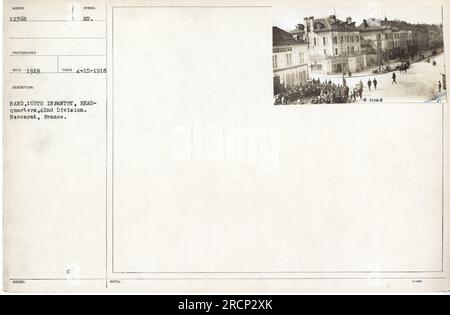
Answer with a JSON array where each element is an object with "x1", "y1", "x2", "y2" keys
[{"x1": 272, "y1": 6, "x2": 445, "y2": 104}]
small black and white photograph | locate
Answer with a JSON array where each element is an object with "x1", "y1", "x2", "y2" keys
[{"x1": 272, "y1": 5, "x2": 445, "y2": 104}]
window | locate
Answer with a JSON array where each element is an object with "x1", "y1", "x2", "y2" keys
[
  {"x1": 272, "y1": 55, "x2": 278, "y2": 69},
  {"x1": 350, "y1": 36, "x2": 354, "y2": 43},
  {"x1": 314, "y1": 38, "x2": 317, "y2": 46},
  {"x1": 286, "y1": 53, "x2": 292, "y2": 66},
  {"x1": 299, "y1": 52, "x2": 305, "y2": 64},
  {"x1": 333, "y1": 36, "x2": 337, "y2": 44},
  {"x1": 323, "y1": 49, "x2": 327, "y2": 55},
  {"x1": 311, "y1": 64, "x2": 322, "y2": 71},
  {"x1": 341, "y1": 36, "x2": 344, "y2": 43},
  {"x1": 300, "y1": 70, "x2": 306, "y2": 82},
  {"x1": 323, "y1": 37, "x2": 327, "y2": 45},
  {"x1": 346, "y1": 36, "x2": 349, "y2": 43},
  {"x1": 335, "y1": 48, "x2": 338, "y2": 55},
  {"x1": 356, "y1": 35, "x2": 360, "y2": 42}
]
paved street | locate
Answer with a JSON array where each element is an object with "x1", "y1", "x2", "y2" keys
[{"x1": 311, "y1": 53, "x2": 446, "y2": 103}]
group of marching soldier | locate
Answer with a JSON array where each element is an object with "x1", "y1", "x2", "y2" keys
[{"x1": 274, "y1": 56, "x2": 445, "y2": 105}]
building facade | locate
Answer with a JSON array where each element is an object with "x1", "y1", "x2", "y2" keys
[
  {"x1": 359, "y1": 18, "x2": 444, "y2": 62},
  {"x1": 428, "y1": 25, "x2": 444, "y2": 50},
  {"x1": 275, "y1": 15, "x2": 443, "y2": 82},
  {"x1": 272, "y1": 26, "x2": 309, "y2": 94},
  {"x1": 302, "y1": 15, "x2": 366, "y2": 75},
  {"x1": 358, "y1": 18, "x2": 409, "y2": 62}
]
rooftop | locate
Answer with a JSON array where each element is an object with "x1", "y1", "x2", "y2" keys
[
  {"x1": 305, "y1": 15, "x2": 358, "y2": 33},
  {"x1": 273, "y1": 26, "x2": 307, "y2": 46},
  {"x1": 358, "y1": 17, "x2": 442, "y2": 32}
]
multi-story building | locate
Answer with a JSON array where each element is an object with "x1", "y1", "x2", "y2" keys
[
  {"x1": 359, "y1": 17, "x2": 443, "y2": 61},
  {"x1": 406, "y1": 29, "x2": 417, "y2": 57},
  {"x1": 416, "y1": 28, "x2": 429, "y2": 52},
  {"x1": 411, "y1": 23, "x2": 443, "y2": 52},
  {"x1": 391, "y1": 29, "x2": 409, "y2": 58},
  {"x1": 357, "y1": 18, "x2": 387, "y2": 65},
  {"x1": 428, "y1": 25, "x2": 443, "y2": 50},
  {"x1": 300, "y1": 15, "x2": 365, "y2": 75},
  {"x1": 272, "y1": 26, "x2": 309, "y2": 94},
  {"x1": 281, "y1": 15, "x2": 443, "y2": 80},
  {"x1": 358, "y1": 18, "x2": 409, "y2": 61}
]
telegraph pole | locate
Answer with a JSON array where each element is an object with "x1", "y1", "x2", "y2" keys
[{"x1": 378, "y1": 23, "x2": 383, "y2": 71}]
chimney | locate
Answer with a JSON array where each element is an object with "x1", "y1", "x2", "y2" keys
[
  {"x1": 346, "y1": 16, "x2": 352, "y2": 24},
  {"x1": 304, "y1": 17, "x2": 310, "y2": 32},
  {"x1": 329, "y1": 14, "x2": 336, "y2": 20},
  {"x1": 309, "y1": 16, "x2": 315, "y2": 31},
  {"x1": 363, "y1": 19, "x2": 367, "y2": 27}
]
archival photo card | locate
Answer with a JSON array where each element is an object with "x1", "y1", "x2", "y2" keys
[
  {"x1": 272, "y1": 5, "x2": 446, "y2": 104},
  {"x1": 3, "y1": 0, "x2": 450, "y2": 293}
]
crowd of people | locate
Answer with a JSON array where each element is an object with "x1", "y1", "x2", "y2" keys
[
  {"x1": 274, "y1": 79, "x2": 355, "y2": 105},
  {"x1": 273, "y1": 53, "x2": 446, "y2": 104},
  {"x1": 273, "y1": 77, "x2": 386, "y2": 104},
  {"x1": 310, "y1": 80, "x2": 351, "y2": 104}
]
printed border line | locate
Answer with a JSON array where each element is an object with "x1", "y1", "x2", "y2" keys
[
  {"x1": 442, "y1": 100, "x2": 445, "y2": 273},
  {"x1": 441, "y1": 5, "x2": 446, "y2": 274},
  {"x1": 106, "y1": 3, "x2": 109, "y2": 289},
  {"x1": 112, "y1": 6, "x2": 272, "y2": 8},
  {"x1": 111, "y1": 270, "x2": 443, "y2": 274},
  {"x1": 110, "y1": 5, "x2": 445, "y2": 277},
  {"x1": 10, "y1": 276, "x2": 447, "y2": 281}
]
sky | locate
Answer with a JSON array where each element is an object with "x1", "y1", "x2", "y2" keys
[{"x1": 272, "y1": 4, "x2": 443, "y2": 31}]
